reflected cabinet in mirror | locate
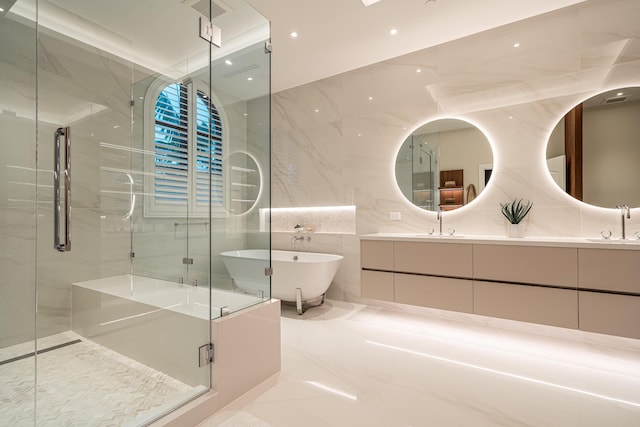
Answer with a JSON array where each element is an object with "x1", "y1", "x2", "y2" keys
[
  {"x1": 547, "y1": 87, "x2": 640, "y2": 208},
  {"x1": 395, "y1": 118, "x2": 493, "y2": 211}
]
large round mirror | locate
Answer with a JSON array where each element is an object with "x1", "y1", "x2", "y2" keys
[
  {"x1": 546, "y1": 87, "x2": 640, "y2": 208},
  {"x1": 395, "y1": 118, "x2": 493, "y2": 211}
]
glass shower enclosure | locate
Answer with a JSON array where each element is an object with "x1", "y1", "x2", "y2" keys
[
  {"x1": 0, "y1": 0, "x2": 271, "y2": 425},
  {"x1": 396, "y1": 135, "x2": 437, "y2": 210}
]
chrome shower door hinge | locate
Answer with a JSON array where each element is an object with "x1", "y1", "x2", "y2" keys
[
  {"x1": 265, "y1": 41, "x2": 272, "y2": 53},
  {"x1": 264, "y1": 267, "x2": 273, "y2": 276},
  {"x1": 199, "y1": 343, "x2": 214, "y2": 367},
  {"x1": 199, "y1": 17, "x2": 221, "y2": 47}
]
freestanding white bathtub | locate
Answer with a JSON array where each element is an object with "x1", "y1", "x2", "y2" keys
[{"x1": 220, "y1": 249, "x2": 343, "y2": 314}]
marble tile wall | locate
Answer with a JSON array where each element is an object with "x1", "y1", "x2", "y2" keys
[{"x1": 270, "y1": 0, "x2": 640, "y2": 303}]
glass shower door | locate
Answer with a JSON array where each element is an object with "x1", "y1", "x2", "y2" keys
[
  {"x1": 210, "y1": 2, "x2": 272, "y2": 317},
  {"x1": 0, "y1": 3, "x2": 37, "y2": 424},
  {"x1": 33, "y1": 0, "x2": 211, "y2": 424}
]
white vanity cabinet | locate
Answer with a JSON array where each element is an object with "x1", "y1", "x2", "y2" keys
[{"x1": 360, "y1": 235, "x2": 640, "y2": 339}]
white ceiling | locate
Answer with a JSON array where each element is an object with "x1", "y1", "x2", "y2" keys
[{"x1": 244, "y1": 0, "x2": 587, "y2": 93}]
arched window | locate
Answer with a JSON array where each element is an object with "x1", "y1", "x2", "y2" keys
[{"x1": 146, "y1": 81, "x2": 224, "y2": 216}]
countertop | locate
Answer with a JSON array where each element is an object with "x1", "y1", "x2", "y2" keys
[{"x1": 360, "y1": 233, "x2": 640, "y2": 250}]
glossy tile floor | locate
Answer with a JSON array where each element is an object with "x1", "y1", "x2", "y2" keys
[{"x1": 200, "y1": 300, "x2": 640, "y2": 427}]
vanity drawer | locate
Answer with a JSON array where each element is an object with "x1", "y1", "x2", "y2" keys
[
  {"x1": 361, "y1": 240, "x2": 394, "y2": 270},
  {"x1": 578, "y1": 249, "x2": 640, "y2": 294},
  {"x1": 473, "y1": 245, "x2": 578, "y2": 287},
  {"x1": 579, "y1": 291, "x2": 640, "y2": 340},
  {"x1": 361, "y1": 270, "x2": 394, "y2": 302},
  {"x1": 473, "y1": 281, "x2": 578, "y2": 329},
  {"x1": 395, "y1": 273, "x2": 473, "y2": 313},
  {"x1": 394, "y1": 241, "x2": 473, "y2": 278}
]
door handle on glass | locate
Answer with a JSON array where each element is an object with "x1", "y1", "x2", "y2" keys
[{"x1": 54, "y1": 126, "x2": 71, "y2": 252}]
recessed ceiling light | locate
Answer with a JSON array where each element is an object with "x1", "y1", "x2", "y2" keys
[
  {"x1": 314, "y1": 109, "x2": 320, "y2": 113},
  {"x1": 617, "y1": 92, "x2": 624, "y2": 96},
  {"x1": 247, "y1": 77, "x2": 253, "y2": 81},
  {"x1": 225, "y1": 59, "x2": 232, "y2": 65},
  {"x1": 361, "y1": 0, "x2": 382, "y2": 6},
  {"x1": 0, "y1": 8, "x2": 4, "y2": 12},
  {"x1": 290, "y1": 31, "x2": 298, "y2": 38},
  {"x1": 389, "y1": 28, "x2": 398, "y2": 36},
  {"x1": 368, "y1": 96, "x2": 373, "y2": 101},
  {"x1": 513, "y1": 42, "x2": 520, "y2": 48},
  {"x1": 416, "y1": 68, "x2": 422, "y2": 73}
]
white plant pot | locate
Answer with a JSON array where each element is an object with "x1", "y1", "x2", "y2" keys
[{"x1": 508, "y1": 223, "x2": 525, "y2": 238}]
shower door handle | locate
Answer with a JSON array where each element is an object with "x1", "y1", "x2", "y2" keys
[{"x1": 54, "y1": 126, "x2": 71, "y2": 252}]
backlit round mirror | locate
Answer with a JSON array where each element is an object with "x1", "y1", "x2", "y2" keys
[
  {"x1": 546, "y1": 87, "x2": 640, "y2": 208},
  {"x1": 395, "y1": 118, "x2": 493, "y2": 211}
]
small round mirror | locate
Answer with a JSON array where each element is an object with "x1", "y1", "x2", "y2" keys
[
  {"x1": 395, "y1": 118, "x2": 494, "y2": 211},
  {"x1": 546, "y1": 86, "x2": 640, "y2": 208}
]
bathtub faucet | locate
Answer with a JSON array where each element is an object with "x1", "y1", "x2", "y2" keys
[{"x1": 291, "y1": 234, "x2": 311, "y2": 250}]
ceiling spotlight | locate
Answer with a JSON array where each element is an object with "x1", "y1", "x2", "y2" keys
[
  {"x1": 247, "y1": 77, "x2": 253, "y2": 81},
  {"x1": 0, "y1": 8, "x2": 4, "y2": 12},
  {"x1": 617, "y1": 92, "x2": 624, "y2": 96},
  {"x1": 290, "y1": 31, "x2": 298, "y2": 38},
  {"x1": 389, "y1": 28, "x2": 398, "y2": 36},
  {"x1": 368, "y1": 96, "x2": 373, "y2": 101},
  {"x1": 361, "y1": 0, "x2": 382, "y2": 6},
  {"x1": 513, "y1": 42, "x2": 520, "y2": 48},
  {"x1": 225, "y1": 59, "x2": 232, "y2": 65},
  {"x1": 416, "y1": 68, "x2": 422, "y2": 73}
]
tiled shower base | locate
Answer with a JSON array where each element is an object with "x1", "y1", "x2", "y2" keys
[{"x1": 0, "y1": 331, "x2": 206, "y2": 426}]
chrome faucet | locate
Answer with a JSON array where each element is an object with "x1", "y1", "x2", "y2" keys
[
  {"x1": 616, "y1": 204, "x2": 631, "y2": 239},
  {"x1": 291, "y1": 234, "x2": 311, "y2": 250},
  {"x1": 437, "y1": 207, "x2": 443, "y2": 236}
]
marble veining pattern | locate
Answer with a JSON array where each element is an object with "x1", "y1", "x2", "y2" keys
[
  {"x1": 269, "y1": 0, "x2": 640, "y2": 306},
  {"x1": 199, "y1": 300, "x2": 640, "y2": 427}
]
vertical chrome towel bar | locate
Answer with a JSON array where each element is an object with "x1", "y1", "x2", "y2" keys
[{"x1": 54, "y1": 126, "x2": 71, "y2": 252}]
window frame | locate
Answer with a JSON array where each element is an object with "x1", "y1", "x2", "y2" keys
[{"x1": 143, "y1": 77, "x2": 228, "y2": 218}]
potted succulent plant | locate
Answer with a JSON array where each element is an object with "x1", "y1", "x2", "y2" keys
[{"x1": 500, "y1": 199, "x2": 532, "y2": 237}]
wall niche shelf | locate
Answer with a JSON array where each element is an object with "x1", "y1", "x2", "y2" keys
[{"x1": 439, "y1": 169, "x2": 464, "y2": 211}]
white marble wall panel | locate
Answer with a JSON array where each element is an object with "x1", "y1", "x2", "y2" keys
[{"x1": 271, "y1": 0, "x2": 640, "y2": 306}]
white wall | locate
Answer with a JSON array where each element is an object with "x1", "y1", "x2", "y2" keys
[{"x1": 270, "y1": 0, "x2": 640, "y2": 304}]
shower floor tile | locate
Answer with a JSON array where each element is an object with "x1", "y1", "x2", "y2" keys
[{"x1": 0, "y1": 331, "x2": 201, "y2": 426}]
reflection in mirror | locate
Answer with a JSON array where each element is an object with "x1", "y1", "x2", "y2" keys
[
  {"x1": 228, "y1": 151, "x2": 261, "y2": 215},
  {"x1": 547, "y1": 87, "x2": 640, "y2": 208},
  {"x1": 395, "y1": 118, "x2": 493, "y2": 211}
]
